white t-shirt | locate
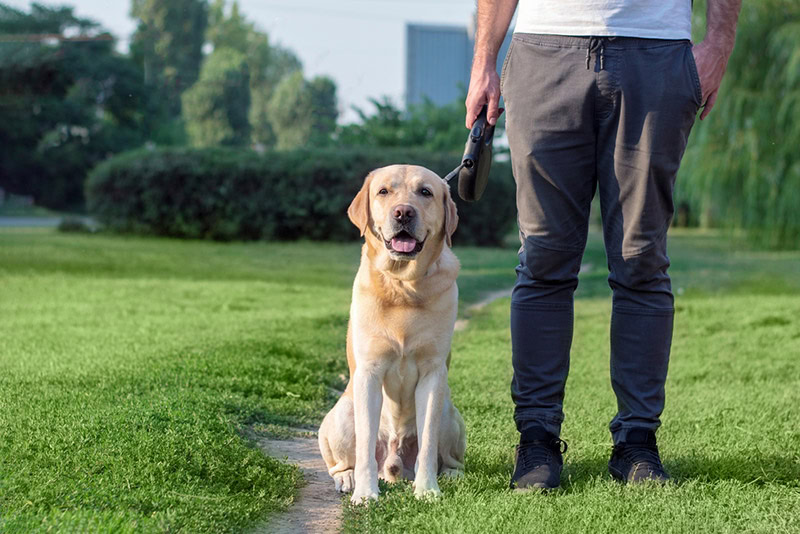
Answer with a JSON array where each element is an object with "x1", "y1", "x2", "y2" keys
[{"x1": 514, "y1": 0, "x2": 692, "y2": 40}]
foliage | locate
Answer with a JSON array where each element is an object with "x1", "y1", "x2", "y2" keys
[
  {"x1": 57, "y1": 216, "x2": 93, "y2": 233},
  {"x1": 0, "y1": 2, "x2": 96, "y2": 33},
  {"x1": 205, "y1": 0, "x2": 303, "y2": 147},
  {"x1": 678, "y1": 0, "x2": 800, "y2": 248},
  {"x1": 0, "y1": 3, "x2": 156, "y2": 210},
  {"x1": 337, "y1": 96, "x2": 495, "y2": 154},
  {"x1": 267, "y1": 72, "x2": 339, "y2": 150},
  {"x1": 85, "y1": 146, "x2": 516, "y2": 246},
  {"x1": 182, "y1": 47, "x2": 251, "y2": 147},
  {"x1": 129, "y1": 0, "x2": 208, "y2": 117},
  {"x1": 248, "y1": 45, "x2": 303, "y2": 147},
  {"x1": 306, "y1": 75, "x2": 339, "y2": 144}
]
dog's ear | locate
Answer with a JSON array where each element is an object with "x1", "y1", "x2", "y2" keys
[
  {"x1": 443, "y1": 182, "x2": 459, "y2": 247},
  {"x1": 348, "y1": 172, "x2": 372, "y2": 237}
]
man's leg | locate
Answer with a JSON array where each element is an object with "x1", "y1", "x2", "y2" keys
[
  {"x1": 502, "y1": 35, "x2": 598, "y2": 439},
  {"x1": 595, "y1": 39, "x2": 701, "y2": 451}
]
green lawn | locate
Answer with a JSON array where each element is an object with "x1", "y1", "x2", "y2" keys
[{"x1": 1, "y1": 228, "x2": 798, "y2": 532}]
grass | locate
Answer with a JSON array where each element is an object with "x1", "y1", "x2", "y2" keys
[
  {"x1": 0, "y1": 227, "x2": 798, "y2": 532},
  {"x1": 344, "y1": 231, "x2": 800, "y2": 533},
  {"x1": 0, "y1": 230, "x2": 360, "y2": 532}
]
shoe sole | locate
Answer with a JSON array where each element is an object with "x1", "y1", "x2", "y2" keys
[
  {"x1": 609, "y1": 464, "x2": 671, "y2": 484},
  {"x1": 608, "y1": 465, "x2": 625, "y2": 482},
  {"x1": 512, "y1": 483, "x2": 559, "y2": 493}
]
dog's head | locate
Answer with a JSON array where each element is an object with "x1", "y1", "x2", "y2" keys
[{"x1": 348, "y1": 165, "x2": 458, "y2": 276}]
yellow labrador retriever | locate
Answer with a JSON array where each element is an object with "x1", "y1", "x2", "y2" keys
[{"x1": 318, "y1": 164, "x2": 466, "y2": 503}]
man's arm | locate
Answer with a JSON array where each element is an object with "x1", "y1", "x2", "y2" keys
[
  {"x1": 465, "y1": 0, "x2": 518, "y2": 128},
  {"x1": 693, "y1": 0, "x2": 742, "y2": 120}
]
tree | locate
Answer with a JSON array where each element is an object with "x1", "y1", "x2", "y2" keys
[
  {"x1": 130, "y1": 0, "x2": 208, "y2": 117},
  {"x1": 307, "y1": 76, "x2": 338, "y2": 145},
  {"x1": 266, "y1": 72, "x2": 339, "y2": 150},
  {"x1": 266, "y1": 71, "x2": 310, "y2": 150},
  {"x1": 677, "y1": 0, "x2": 800, "y2": 248},
  {"x1": 336, "y1": 96, "x2": 481, "y2": 154},
  {"x1": 0, "y1": 3, "x2": 155, "y2": 209},
  {"x1": 205, "y1": 0, "x2": 301, "y2": 147},
  {"x1": 249, "y1": 45, "x2": 302, "y2": 147},
  {"x1": 182, "y1": 47, "x2": 251, "y2": 147}
]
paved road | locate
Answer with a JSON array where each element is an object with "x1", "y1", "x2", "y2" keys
[
  {"x1": 0, "y1": 216, "x2": 97, "y2": 228},
  {"x1": 0, "y1": 216, "x2": 63, "y2": 227}
]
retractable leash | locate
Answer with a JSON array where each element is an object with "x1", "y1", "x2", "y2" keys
[{"x1": 443, "y1": 104, "x2": 504, "y2": 202}]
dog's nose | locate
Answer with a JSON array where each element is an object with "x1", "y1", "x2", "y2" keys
[{"x1": 392, "y1": 204, "x2": 416, "y2": 224}]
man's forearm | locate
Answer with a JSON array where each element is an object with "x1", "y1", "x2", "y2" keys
[
  {"x1": 705, "y1": 0, "x2": 741, "y2": 54},
  {"x1": 473, "y1": 0, "x2": 518, "y2": 66}
]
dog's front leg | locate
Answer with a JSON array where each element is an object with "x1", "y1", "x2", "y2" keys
[
  {"x1": 351, "y1": 364, "x2": 384, "y2": 504},
  {"x1": 414, "y1": 363, "x2": 447, "y2": 499}
]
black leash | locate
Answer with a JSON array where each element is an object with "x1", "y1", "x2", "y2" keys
[{"x1": 443, "y1": 161, "x2": 467, "y2": 183}]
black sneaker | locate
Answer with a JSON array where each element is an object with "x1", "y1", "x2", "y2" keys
[
  {"x1": 510, "y1": 426, "x2": 568, "y2": 491},
  {"x1": 608, "y1": 428, "x2": 670, "y2": 483}
]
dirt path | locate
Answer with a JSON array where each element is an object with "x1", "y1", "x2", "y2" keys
[
  {"x1": 454, "y1": 288, "x2": 513, "y2": 331},
  {"x1": 253, "y1": 289, "x2": 517, "y2": 533},
  {"x1": 254, "y1": 434, "x2": 343, "y2": 534}
]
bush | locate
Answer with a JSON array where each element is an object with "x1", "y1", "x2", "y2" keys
[
  {"x1": 85, "y1": 146, "x2": 516, "y2": 246},
  {"x1": 57, "y1": 216, "x2": 93, "y2": 233}
]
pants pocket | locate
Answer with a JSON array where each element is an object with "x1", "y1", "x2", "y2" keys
[
  {"x1": 685, "y1": 45, "x2": 703, "y2": 107},
  {"x1": 500, "y1": 37, "x2": 517, "y2": 95}
]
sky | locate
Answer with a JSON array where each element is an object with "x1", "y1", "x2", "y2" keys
[{"x1": 5, "y1": 0, "x2": 485, "y2": 123}]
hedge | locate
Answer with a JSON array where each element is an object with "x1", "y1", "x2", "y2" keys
[{"x1": 85, "y1": 146, "x2": 517, "y2": 246}]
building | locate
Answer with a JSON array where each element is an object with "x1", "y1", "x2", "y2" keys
[{"x1": 405, "y1": 23, "x2": 513, "y2": 108}]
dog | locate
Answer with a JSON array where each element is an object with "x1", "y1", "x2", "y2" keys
[{"x1": 318, "y1": 164, "x2": 467, "y2": 503}]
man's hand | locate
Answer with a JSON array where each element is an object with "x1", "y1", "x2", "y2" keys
[
  {"x1": 465, "y1": 59, "x2": 501, "y2": 128},
  {"x1": 692, "y1": 40, "x2": 731, "y2": 120},
  {"x1": 693, "y1": 0, "x2": 741, "y2": 120},
  {"x1": 465, "y1": 0, "x2": 517, "y2": 129}
]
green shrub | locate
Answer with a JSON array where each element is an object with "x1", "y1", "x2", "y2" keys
[
  {"x1": 57, "y1": 216, "x2": 93, "y2": 233},
  {"x1": 85, "y1": 146, "x2": 516, "y2": 246}
]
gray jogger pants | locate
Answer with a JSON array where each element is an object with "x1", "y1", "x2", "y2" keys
[{"x1": 501, "y1": 34, "x2": 701, "y2": 443}]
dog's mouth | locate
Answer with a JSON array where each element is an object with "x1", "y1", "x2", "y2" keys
[{"x1": 385, "y1": 230, "x2": 425, "y2": 256}]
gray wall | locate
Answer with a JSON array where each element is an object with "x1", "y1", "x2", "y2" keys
[{"x1": 406, "y1": 23, "x2": 513, "y2": 108}]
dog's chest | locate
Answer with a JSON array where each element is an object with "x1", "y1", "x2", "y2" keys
[{"x1": 381, "y1": 353, "x2": 420, "y2": 420}]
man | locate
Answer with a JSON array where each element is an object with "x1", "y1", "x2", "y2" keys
[{"x1": 465, "y1": 0, "x2": 740, "y2": 490}]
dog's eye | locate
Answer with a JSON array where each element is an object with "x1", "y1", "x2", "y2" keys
[
  {"x1": 420, "y1": 188, "x2": 432, "y2": 197},
  {"x1": 378, "y1": 188, "x2": 389, "y2": 195}
]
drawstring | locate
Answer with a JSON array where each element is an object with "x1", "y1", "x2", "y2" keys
[{"x1": 586, "y1": 37, "x2": 605, "y2": 70}]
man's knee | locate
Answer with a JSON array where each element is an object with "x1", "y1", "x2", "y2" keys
[
  {"x1": 513, "y1": 237, "x2": 584, "y2": 303},
  {"x1": 607, "y1": 246, "x2": 673, "y2": 309}
]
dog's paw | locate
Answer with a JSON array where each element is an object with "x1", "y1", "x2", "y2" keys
[
  {"x1": 413, "y1": 479, "x2": 442, "y2": 500},
  {"x1": 350, "y1": 487, "x2": 379, "y2": 505},
  {"x1": 440, "y1": 468, "x2": 464, "y2": 479},
  {"x1": 414, "y1": 486, "x2": 442, "y2": 500},
  {"x1": 333, "y1": 469, "x2": 355, "y2": 493}
]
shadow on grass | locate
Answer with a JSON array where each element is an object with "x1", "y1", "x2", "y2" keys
[
  {"x1": 461, "y1": 448, "x2": 800, "y2": 495},
  {"x1": 667, "y1": 453, "x2": 800, "y2": 487},
  {"x1": 560, "y1": 453, "x2": 800, "y2": 491}
]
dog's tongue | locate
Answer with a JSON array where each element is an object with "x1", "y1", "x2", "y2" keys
[{"x1": 391, "y1": 235, "x2": 417, "y2": 253}]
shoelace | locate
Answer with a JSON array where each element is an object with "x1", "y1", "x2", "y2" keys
[{"x1": 517, "y1": 438, "x2": 568, "y2": 471}]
